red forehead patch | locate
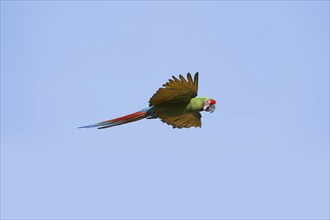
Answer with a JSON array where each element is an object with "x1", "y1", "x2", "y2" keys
[{"x1": 210, "y1": 99, "x2": 216, "y2": 105}]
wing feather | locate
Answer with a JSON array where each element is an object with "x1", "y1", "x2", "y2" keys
[
  {"x1": 179, "y1": 75, "x2": 188, "y2": 84},
  {"x1": 194, "y1": 73, "x2": 198, "y2": 88},
  {"x1": 159, "y1": 112, "x2": 202, "y2": 128},
  {"x1": 149, "y1": 72, "x2": 199, "y2": 106}
]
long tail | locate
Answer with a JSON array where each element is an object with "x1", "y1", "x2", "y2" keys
[{"x1": 79, "y1": 107, "x2": 151, "y2": 129}]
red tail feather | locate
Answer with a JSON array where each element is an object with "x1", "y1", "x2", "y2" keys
[
  {"x1": 96, "y1": 111, "x2": 147, "y2": 129},
  {"x1": 99, "y1": 111, "x2": 146, "y2": 124}
]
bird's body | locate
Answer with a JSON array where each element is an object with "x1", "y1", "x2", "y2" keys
[{"x1": 80, "y1": 73, "x2": 216, "y2": 129}]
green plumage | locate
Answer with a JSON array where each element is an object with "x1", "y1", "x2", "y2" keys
[
  {"x1": 186, "y1": 97, "x2": 211, "y2": 111},
  {"x1": 150, "y1": 96, "x2": 213, "y2": 128}
]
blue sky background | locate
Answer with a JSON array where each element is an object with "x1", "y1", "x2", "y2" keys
[{"x1": 1, "y1": 1, "x2": 329, "y2": 219}]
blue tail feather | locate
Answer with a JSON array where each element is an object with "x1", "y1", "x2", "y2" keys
[{"x1": 79, "y1": 107, "x2": 153, "y2": 129}]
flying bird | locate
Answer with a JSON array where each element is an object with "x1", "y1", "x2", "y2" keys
[{"x1": 79, "y1": 72, "x2": 216, "y2": 129}]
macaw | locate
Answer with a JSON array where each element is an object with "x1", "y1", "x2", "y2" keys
[{"x1": 79, "y1": 72, "x2": 216, "y2": 129}]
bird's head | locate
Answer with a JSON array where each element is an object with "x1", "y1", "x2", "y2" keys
[{"x1": 203, "y1": 99, "x2": 216, "y2": 113}]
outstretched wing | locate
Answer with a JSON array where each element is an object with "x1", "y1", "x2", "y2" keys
[
  {"x1": 149, "y1": 72, "x2": 198, "y2": 106},
  {"x1": 159, "y1": 112, "x2": 202, "y2": 128}
]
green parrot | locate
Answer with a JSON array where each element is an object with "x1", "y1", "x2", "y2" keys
[{"x1": 80, "y1": 72, "x2": 216, "y2": 129}]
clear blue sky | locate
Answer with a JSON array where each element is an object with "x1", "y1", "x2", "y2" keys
[{"x1": 1, "y1": 1, "x2": 329, "y2": 219}]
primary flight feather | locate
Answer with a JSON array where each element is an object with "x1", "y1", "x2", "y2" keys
[{"x1": 79, "y1": 72, "x2": 216, "y2": 129}]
